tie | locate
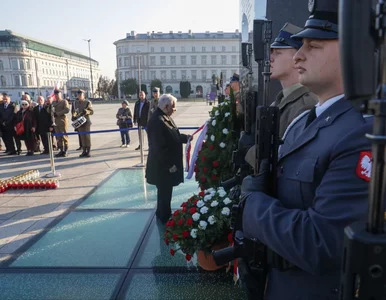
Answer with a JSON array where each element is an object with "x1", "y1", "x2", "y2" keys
[
  {"x1": 304, "y1": 107, "x2": 317, "y2": 129},
  {"x1": 4, "y1": 104, "x2": 7, "y2": 109}
]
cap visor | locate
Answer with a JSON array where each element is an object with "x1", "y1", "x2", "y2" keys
[{"x1": 291, "y1": 28, "x2": 338, "y2": 40}]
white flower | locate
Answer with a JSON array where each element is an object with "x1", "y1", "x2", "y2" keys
[
  {"x1": 190, "y1": 229, "x2": 198, "y2": 238},
  {"x1": 215, "y1": 110, "x2": 220, "y2": 116},
  {"x1": 203, "y1": 195, "x2": 212, "y2": 202},
  {"x1": 222, "y1": 128, "x2": 229, "y2": 135},
  {"x1": 210, "y1": 200, "x2": 219, "y2": 207},
  {"x1": 225, "y1": 112, "x2": 231, "y2": 118},
  {"x1": 218, "y1": 190, "x2": 227, "y2": 198},
  {"x1": 219, "y1": 142, "x2": 226, "y2": 148},
  {"x1": 221, "y1": 207, "x2": 231, "y2": 215},
  {"x1": 212, "y1": 119, "x2": 217, "y2": 126},
  {"x1": 199, "y1": 220, "x2": 208, "y2": 230},
  {"x1": 208, "y1": 215, "x2": 216, "y2": 225},
  {"x1": 192, "y1": 213, "x2": 201, "y2": 221},
  {"x1": 218, "y1": 187, "x2": 225, "y2": 192},
  {"x1": 206, "y1": 188, "x2": 215, "y2": 193},
  {"x1": 210, "y1": 135, "x2": 215, "y2": 141},
  {"x1": 196, "y1": 200, "x2": 205, "y2": 208},
  {"x1": 200, "y1": 206, "x2": 209, "y2": 214},
  {"x1": 223, "y1": 197, "x2": 232, "y2": 205}
]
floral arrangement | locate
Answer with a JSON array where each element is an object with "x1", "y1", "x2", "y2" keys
[
  {"x1": 194, "y1": 90, "x2": 238, "y2": 190},
  {"x1": 164, "y1": 187, "x2": 236, "y2": 261}
]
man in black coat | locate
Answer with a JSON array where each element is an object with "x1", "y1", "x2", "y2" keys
[
  {"x1": 0, "y1": 93, "x2": 17, "y2": 155},
  {"x1": 146, "y1": 94, "x2": 191, "y2": 223},
  {"x1": 34, "y1": 96, "x2": 53, "y2": 154},
  {"x1": 133, "y1": 91, "x2": 150, "y2": 150}
]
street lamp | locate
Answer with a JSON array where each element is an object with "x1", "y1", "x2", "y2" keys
[
  {"x1": 83, "y1": 39, "x2": 94, "y2": 97},
  {"x1": 136, "y1": 52, "x2": 141, "y2": 93}
]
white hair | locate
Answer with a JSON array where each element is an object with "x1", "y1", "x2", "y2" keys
[{"x1": 158, "y1": 94, "x2": 177, "y2": 110}]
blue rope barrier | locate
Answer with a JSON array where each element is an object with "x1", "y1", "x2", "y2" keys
[{"x1": 51, "y1": 126, "x2": 199, "y2": 137}]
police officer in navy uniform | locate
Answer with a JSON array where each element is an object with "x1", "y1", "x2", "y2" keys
[{"x1": 240, "y1": 0, "x2": 373, "y2": 299}]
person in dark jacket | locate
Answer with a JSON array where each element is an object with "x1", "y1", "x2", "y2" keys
[
  {"x1": 34, "y1": 96, "x2": 53, "y2": 154},
  {"x1": 116, "y1": 100, "x2": 133, "y2": 147},
  {"x1": 145, "y1": 94, "x2": 191, "y2": 223},
  {"x1": 15, "y1": 100, "x2": 37, "y2": 156},
  {"x1": 0, "y1": 93, "x2": 17, "y2": 154},
  {"x1": 133, "y1": 91, "x2": 150, "y2": 150}
]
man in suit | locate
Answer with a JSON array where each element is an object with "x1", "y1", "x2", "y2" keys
[
  {"x1": 34, "y1": 96, "x2": 53, "y2": 154},
  {"x1": 52, "y1": 89, "x2": 70, "y2": 157},
  {"x1": 133, "y1": 91, "x2": 150, "y2": 150},
  {"x1": 0, "y1": 93, "x2": 17, "y2": 155},
  {"x1": 146, "y1": 94, "x2": 190, "y2": 223},
  {"x1": 240, "y1": 0, "x2": 373, "y2": 299}
]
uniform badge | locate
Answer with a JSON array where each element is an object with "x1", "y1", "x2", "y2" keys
[
  {"x1": 356, "y1": 151, "x2": 372, "y2": 182},
  {"x1": 308, "y1": 0, "x2": 316, "y2": 13}
]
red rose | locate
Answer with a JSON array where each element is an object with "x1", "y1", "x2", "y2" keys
[
  {"x1": 173, "y1": 234, "x2": 178, "y2": 241},
  {"x1": 178, "y1": 218, "x2": 184, "y2": 226},
  {"x1": 189, "y1": 207, "x2": 197, "y2": 214},
  {"x1": 181, "y1": 202, "x2": 187, "y2": 207},
  {"x1": 164, "y1": 238, "x2": 169, "y2": 246},
  {"x1": 203, "y1": 167, "x2": 208, "y2": 174},
  {"x1": 199, "y1": 191, "x2": 205, "y2": 197},
  {"x1": 201, "y1": 155, "x2": 206, "y2": 162},
  {"x1": 186, "y1": 218, "x2": 193, "y2": 226},
  {"x1": 185, "y1": 254, "x2": 192, "y2": 261},
  {"x1": 200, "y1": 177, "x2": 206, "y2": 183},
  {"x1": 209, "y1": 144, "x2": 214, "y2": 150},
  {"x1": 182, "y1": 207, "x2": 187, "y2": 213},
  {"x1": 211, "y1": 174, "x2": 217, "y2": 180},
  {"x1": 168, "y1": 220, "x2": 175, "y2": 227},
  {"x1": 182, "y1": 231, "x2": 189, "y2": 238},
  {"x1": 193, "y1": 199, "x2": 198, "y2": 205},
  {"x1": 170, "y1": 249, "x2": 175, "y2": 256},
  {"x1": 173, "y1": 210, "x2": 180, "y2": 217},
  {"x1": 212, "y1": 161, "x2": 219, "y2": 168},
  {"x1": 228, "y1": 232, "x2": 233, "y2": 243}
]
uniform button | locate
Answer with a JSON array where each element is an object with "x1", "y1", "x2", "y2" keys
[
  {"x1": 331, "y1": 288, "x2": 339, "y2": 294},
  {"x1": 280, "y1": 166, "x2": 284, "y2": 173}
]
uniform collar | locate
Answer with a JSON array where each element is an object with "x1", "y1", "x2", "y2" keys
[
  {"x1": 315, "y1": 94, "x2": 344, "y2": 117},
  {"x1": 282, "y1": 83, "x2": 303, "y2": 99}
]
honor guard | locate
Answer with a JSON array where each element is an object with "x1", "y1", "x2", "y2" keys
[
  {"x1": 72, "y1": 89, "x2": 93, "y2": 157},
  {"x1": 52, "y1": 89, "x2": 70, "y2": 157}
]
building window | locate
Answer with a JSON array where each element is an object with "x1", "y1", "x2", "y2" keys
[
  {"x1": 119, "y1": 72, "x2": 123, "y2": 80},
  {"x1": 221, "y1": 55, "x2": 227, "y2": 65},
  {"x1": 14, "y1": 75, "x2": 21, "y2": 86},
  {"x1": 21, "y1": 75, "x2": 26, "y2": 86},
  {"x1": 151, "y1": 47, "x2": 154, "y2": 53},
  {"x1": 181, "y1": 56, "x2": 186, "y2": 65},
  {"x1": 201, "y1": 70, "x2": 207, "y2": 80},
  {"x1": 11, "y1": 59, "x2": 18, "y2": 70},
  {"x1": 191, "y1": 70, "x2": 197, "y2": 80},
  {"x1": 160, "y1": 56, "x2": 166, "y2": 66},
  {"x1": 171, "y1": 70, "x2": 176, "y2": 80},
  {"x1": 181, "y1": 70, "x2": 187, "y2": 80},
  {"x1": 171, "y1": 47, "x2": 175, "y2": 52},
  {"x1": 170, "y1": 56, "x2": 176, "y2": 65},
  {"x1": 202, "y1": 46, "x2": 206, "y2": 52},
  {"x1": 232, "y1": 46, "x2": 236, "y2": 52},
  {"x1": 221, "y1": 70, "x2": 227, "y2": 80},
  {"x1": 211, "y1": 70, "x2": 217, "y2": 78},
  {"x1": 181, "y1": 46, "x2": 185, "y2": 52},
  {"x1": 192, "y1": 46, "x2": 195, "y2": 52},
  {"x1": 231, "y1": 70, "x2": 237, "y2": 77},
  {"x1": 201, "y1": 56, "x2": 207, "y2": 65},
  {"x1": 150, "y1": 71, "x2": 156, "y2": 79},
  {"x1": 28, "y1": 75, "x2": 32, "y2": 86},
  {"x1": 231, "y1": 55, "x2": 237, "y2": 65},
  {"x1": 161, "y1": 47, "x2": 165, "y2": 53},
  {"x1": 0, "y1": 75, "x2": 6, "y2": 86},
  {"x1": 211, "y1": 56, "x2": 216, "y2": 65},
  {"x1": 26, "y1": 59, "x2": 30, "y2": 69},
  {"x1": 119, "y1": 58, "x2": 123, "y2": 67},
  {"x1": 0, "y1": 60, "x2": 3, "y2": 70},
  {"x1": 124, "y1": 57, "x2": 130, "y2": 66},
  {"x1": 212, "y1": 46, "x2": 216, "y2": 52},
  {"x1": 125, "y1": 71, "x2": 130, "y2": 79},
  {"x1": 150, "y1": 56, "x2": 156, "y2": 66},
  {"x1": 19, "y1": 60, "x2": 25, "y2": 70},
  {"x1": 191, "y1": 56, "x2": 196, "y2": 65},
  {"x1": 118, "y1": 48, "x2": 121, "y2": 54},
  {"x1": 161, "y1": 70, "x2": 166, "y2": 80}
]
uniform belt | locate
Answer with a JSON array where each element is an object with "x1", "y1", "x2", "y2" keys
[{"x1": 267, "y1": 248, "x2": 296, "y2": 271}]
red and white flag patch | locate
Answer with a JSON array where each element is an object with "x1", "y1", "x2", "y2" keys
[{"x1": 356, "y1": 151, "x2": 372, "y2": 182}]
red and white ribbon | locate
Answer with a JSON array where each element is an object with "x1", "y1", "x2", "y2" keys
[{"x1": 185, "y1": 121, "x2": 208, "y2": 179}]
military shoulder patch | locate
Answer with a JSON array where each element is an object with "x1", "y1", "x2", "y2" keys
[{"x1": 356, "y1": 151, "x2": 372, "y2": 182}]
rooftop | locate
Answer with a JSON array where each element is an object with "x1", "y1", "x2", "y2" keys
[
  {"x1": 114, "y1": 30, "x2": 240, "y2": 44},
  {"x1": 0, "y1": 30, "x2": 98, "y2": 63}
]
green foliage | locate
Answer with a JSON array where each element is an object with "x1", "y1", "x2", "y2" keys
[
  {"x1": 150, "y1": 79, "x2": 163, "y2": 94},
  {"x1": 179, "y1": 81, "x2": 191, "y2": 98},
  {"x1": 120, "y1": 78, "x2": 137, "y2": 95}
]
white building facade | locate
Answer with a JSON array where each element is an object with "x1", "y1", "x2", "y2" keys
[
  {"x1": 114, "y1": 30, "x2": 240, "y2": 99},
  {"x1": 0, "y1": 30, "x2": 100, "y2": 101}
]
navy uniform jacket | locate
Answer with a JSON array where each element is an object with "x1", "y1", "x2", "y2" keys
[{"x1": 242, "y1": 98, "x2": 373, "y2": 299}]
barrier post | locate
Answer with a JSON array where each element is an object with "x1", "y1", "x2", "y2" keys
[
  {"x1": 45, "y1": 132, "x2": 61, "y2": 178},
  {"x1": 134, "y1": 126, "x2": 145, "y2": 167}
]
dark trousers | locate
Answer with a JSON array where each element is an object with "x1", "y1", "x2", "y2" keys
[
  {"x1": 38, "y1": 132, "x2": 49, "y2": 152},
  {"x1": 120, "y1": 129, "x2": 130, "y2": 145},
  {"x1": 1, "y1": 126, "x2": 16, "y2": 152},
  {"x1": 155, "y1": 184, "x2": 173, "y2": 222},
  {"x1": 24, "y1": 138, "x2": 36, "y2": 153}
]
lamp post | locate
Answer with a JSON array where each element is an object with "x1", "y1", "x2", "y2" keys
[
  {"x1": 137, "y1": 52, "x2": 141, "y2": 93},
  {"x1": 83, "y1": 39, "x2": 94, "y2": 98}
]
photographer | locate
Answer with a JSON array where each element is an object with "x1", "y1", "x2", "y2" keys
[{"x1": 239, "y1": 0, "x2": 373, "y2": 299}]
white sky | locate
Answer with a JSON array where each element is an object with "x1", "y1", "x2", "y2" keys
[{"x1": 3, "y1": 0, "x2": 240, "y2": 79}]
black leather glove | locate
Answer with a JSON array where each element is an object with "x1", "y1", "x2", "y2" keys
[
  {"x1": 240, "y1": 159, "x2": 269, "y2": 198},
  {"x1": 54, "y1": 113, "x2": 58, "y2": 117},
  {"x1": 71, "y1": 116, "x2": 76, "y2": 121}
]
